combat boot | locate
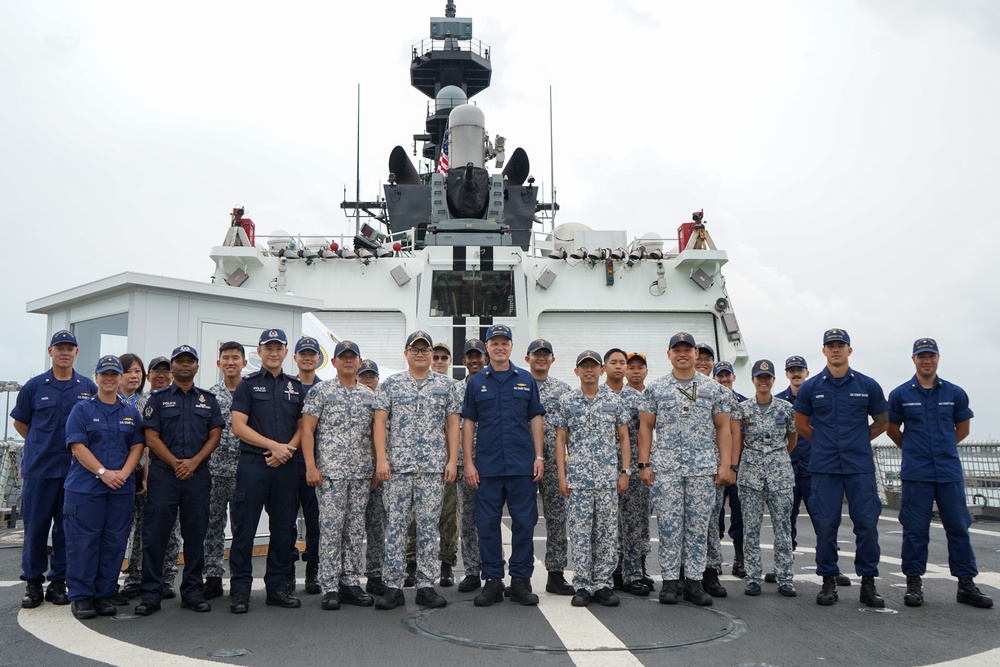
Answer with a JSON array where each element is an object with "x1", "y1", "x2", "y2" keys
[
  {"x1": 816, "y1": 575, "x2": 838, "y2": 606},
  {"x1": 509, "y1": 577, "x2": 539, "y2": 605},
  {"x1": 403, "y1": 561, "x2": 417, "y2": 588},
  {"x1": 45, "y1": 580, "x2": 70, "y2": 605},
  {"x1": 658, "y1": 579, "x2": 680, "y2": 605},
  {"x1": 286, "y1": 562, "x2": 297, "y2": 593},
  {"x1": 731, "y1": 539, "x2": 746, "y2": 578},
  {"x1": 365, "y1": 576, "x2": 389, "y2": 597},
  {"x1": 204, "y1": 576, "x2": 224, "y2": 600},
  {"x1": 439, "y1": 562, "x2": 455, "y2": 588},
  {"x1": 957, "y1": 578, "x2": 994, "y2": 608},
  {"x1": 903, "y1": 575, "x2": 923, "y2": 607},
  {"x1": 859, "y1": 575, "x2": 885, "y2": 608},
  {"x1": 21, "y1": 581, "x2": 44, "y2": 608},
  {"x1": 304, "y1": 561, "x2": 320, "y2": 595},
  {"x1": 683, "y1": 578, "x2": 713, "y2": 606},
  {"x1": 545, "y1": 571, "x2": 574, "y2": 595},
  {"x1": 612, "y1": 554, "x2": 624, "y2": 590},
  {"x1": 702, "y1": 568, "x2": 728, "y2": 598},
  {"x1": 640, "y1": 556, "x2": 655, "y2": 590},
  {"x1": 474, "y1": 578, "x2": 504, "y2": 607}
]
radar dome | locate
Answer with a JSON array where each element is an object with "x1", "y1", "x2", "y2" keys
[{"x1": 436, "y1": 85, "x2": 468, "y2": 110}]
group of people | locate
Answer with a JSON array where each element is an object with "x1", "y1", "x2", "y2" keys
[{"x1": 11, "y1": 324, "x2": 992, "y2": 620}]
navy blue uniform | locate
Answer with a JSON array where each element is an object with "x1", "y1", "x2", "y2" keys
[
  {"x1": 462, "y1": 365, "x2": 544, "y2": 579},
  {"x1": 794, "y1": 369, "x2": 887, "y2": 577},
  {"x1": 776, "y1": 386, "x2": 815, "y2": 549},
  {"x1": 11, "y1": 370, "x2": 97, "y2": 585},
  {"x1": 229, "y1": 369, "x2": 304, "y2": 596},
  {"x1": 888, "y1": 376, "x2": 977, "y2": 578},
  {"x1": 289, "y1": 380, "x2": 319, "y2": 574},
  {"x1": 63, "y1": 398, "x2": 143, "y2": 601},
  {"x1": 140, "y1": 385, "x2": 224, "y2": 602}
]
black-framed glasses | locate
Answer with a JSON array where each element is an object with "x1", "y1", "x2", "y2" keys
[{"x1": 408, "y1": 347, "x2": 432, "y2": 356}]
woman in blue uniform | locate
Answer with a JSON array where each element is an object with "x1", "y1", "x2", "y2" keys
[{"x1": 63, "y1": 356, "x2": 145, "y2": 619}]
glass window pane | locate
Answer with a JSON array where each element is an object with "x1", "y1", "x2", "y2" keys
[{"x1": 430, "y1": 271, "x2": 515, "y2": 318}]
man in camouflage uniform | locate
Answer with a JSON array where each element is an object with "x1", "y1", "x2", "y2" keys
[
  {"x1": 372, "y1": 331, "x2": 461, "y2": 610},
  {"x1": 523, "y1": 338, "x2": 574, "y2": 596},
  {"x1": 604, "y1": 348, "x2": 650, "y2": 596},
  {"x1": 456, "y1": 339, "x2": 486, "y2": 592},
  {"x1": 638, "y1": 332, "x2": 732, "y2": 607},
  {"x1": 358, "y1": 360, "x2": 389, "y2": 596},
  {"x1": 203, "y1": 341, "x2": 247, "y2": 600},
  {"x1": 301, "y1": 340, "x2": 376, "y2": 610},
  {"x1": 625, "y1": 352, "x2": 655, "y2": 590},
  {"x1": 732, "y1": 360, "x2": 798, "y2": 597},
  {"x1": 554, "y1": 350, "x2": 631, "y2": 607}
]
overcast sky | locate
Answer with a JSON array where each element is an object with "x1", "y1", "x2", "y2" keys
[{"x1": 3, "y1": 0, "x2": 998, "y2": 438}]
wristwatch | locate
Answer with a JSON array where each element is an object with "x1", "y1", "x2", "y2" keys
[
  {"x1": 535, "y1": 455, "x2": 544, "y2": 461},
  {"x1": 730, "y1": 464, "x2": 739, "y2": 472},
  {"x1": 620, "y1": 469, "x2": 631, "y2": 477},
  {"x1": 637, "y1": 462, "x2": 650, "y2": 469},
  {"x1": 96, "y1": 467, "x2": 106, "y2": 478}
]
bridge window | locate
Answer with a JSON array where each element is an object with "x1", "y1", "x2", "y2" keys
[{"x1": 430, "y1": 271, "x2": 515, "y2": 318}]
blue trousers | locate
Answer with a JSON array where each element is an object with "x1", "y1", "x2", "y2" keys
[
  {"x1": 229, "y1": 454, "x2": 298, "y2": 596},
  {"x1": 289, "y1": 472, "x2": 320, "y2": 565},
  {"x1": 63, "y1": 490, "x2": 133, "y2": 601},
  {"x1": 900, "y1": 480, "x2": 977, "y2": 578},
  {"x1": 791, "y1": 472, "x2": 818, "y2": 550},
  {"x1": 140, "y1": 463, "x2": 211, "y2": 602},
  {"x1": 810, "y1": 472, "x2": 881, "y2": 577},
  {"x1": 718, "y1": 483, "x2": 744, "y2": 541},
  {"x1": 20, "y1": 477, "x2": 66, "y2": 583},
  {"x1": 475, "y1": 475, "x2": 538, "y2": 579}
]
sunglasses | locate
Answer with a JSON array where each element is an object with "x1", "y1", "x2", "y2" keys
[{"x1": 433, "y1": 354, "x2": 451, "y2": 361}]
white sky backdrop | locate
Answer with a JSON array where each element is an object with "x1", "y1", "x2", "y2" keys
[{"x1": 2, "y1": 0, "x2": 998, "y2": 437}]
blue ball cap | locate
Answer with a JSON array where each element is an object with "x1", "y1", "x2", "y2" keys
[
  {"x1": 485, "y1": 324, "x2": 512, "y2": 341},
  {"x1": 334, "y1": 340, "x2": 361, "y2": 357},
  {"x1": 50, "y1": 330, "x2": 78, "y2": 347},
  {"x1": 784, "y1": 355, "x2": 808, "y2": 370},
  {"x1": 713, "y1": 361, "x2": 735, "y2": 376},
  {"x1": 696, "y1": 342, "x2": 715, "y2": 358},
  {"x1": 295, "y1": 336, "x2": 321, "y2": 354},
  {"x1": 95, "y1": 355, "x2": 124, "y2": 374},
  {"x1": 751, "y1": 359, "x2": 776, "y2": 377},
  {"x1": 527, "y1": 339, "x2": 553, "y2": 354},
  {"x1": 147, "y1": 355, "x2": 170, "y2": 371},
  {"x1": 668, "y1": 332, "x2": 696, "y2": 349},
  {"x1": 463, "y1": 339, "x2": 486, "y2": 355},
  {"x1": 405, "y1": 330, "x2": 432, "y2": 348},
  {"x1": 357, "y1": 359, "x2": 380, "y2": 376},
  {"x1": 170, "y1": 345, "x2": 199, "y2": 362},
  {"x1": 823, "y1": 328, "x2": 850, "y2": 345},
  {"x1": 576, "y1": 350, "x2": 603, "y2": 366},
  {"x1": 259, "y1": 328, "x2": 287, "y2": 346},
  {"x1": 912, "y1": 338, "x2": 939, "y2": 355}
]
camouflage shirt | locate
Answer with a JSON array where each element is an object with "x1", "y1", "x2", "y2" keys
[
  {"x1": 537, "y1": 376, "x2": 572, "y2": 463},
  {"x1": 373, "y1": 371, "x2": 462, "y2": 474},
  {"x1": 208, "y1": 381, "x2": 240, "y2": 477},
  {"x1": 731, "y1": 397, "x2": 796, "y2": 491},
  {"x1": 609, "y1": 384, "x2": 647, "y2": 469},
  {"x1": 552, "y1": 385, "x2": 629, "y2": 489},
  {"x1": 303, "y1": 378, "x2": 376, "y2": 479},
  {"x1": 642, "y1": 371, "x2": 730, "y2": 476}
]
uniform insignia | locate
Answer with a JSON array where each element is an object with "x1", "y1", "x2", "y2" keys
[
  {"x1": 760, "y1": 361, "x2": 769, "y2": 371},
  {"x1": 269, "y1": 330, "x2": 278, "y2": 337},
  {"x1": 199, "y1": 394, "x2": 206, "y2": 403},
  {"x1": 144, "y1": 406, "x2": 153, "y2": 417}
]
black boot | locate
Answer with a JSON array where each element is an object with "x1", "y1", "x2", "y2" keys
[
  {"x1": 509, "y1": 577, "x2": 539, "y2": 605},
  {"x1": 658, "y1": 579, "x2": 680, "y2": 605},
  {"x1": 731, "y1": 539, "x2": 746, "y2": 578},
  {"x1": 816, "y1": 575, "x2": 838, "y2": 606},
  {"x1": 957, "y1": 578, "x2": 994, "y2": 608},
  {"x1": 403, "y1": 561, "x2": 417, "y2": 588},
  {"x1": 682, "y1": 578, "x2": 713, "y2": 606},
  {"x1": 21, "y1": 581, "x2": 44, "y2": 609},
  {"x1": 640, "y1": 555, "x2": 655, "y2": 590},
  {"x1": 366, "y1": 576, "x2": 389, "y2": 597},
  {"x1": 204, "y1": 576, "x2": 224, "y2": 600},
  {"x1": 474, "y1": 578, "x2": 505, "y2": 607},
  {"x1": 904, "y1": 575, "x2": 923, "y2": 607},
  {"x1": 286, "y1": 562, "x2": 297, "y2": 593},
  {"x1": 439, "y1": 562, "x2": 455, "y2": 587},
  {"x1": 305, "y1": 561, "x2": 320, "y2": 595},
  {"x1": 612, "y1": 554, "x2": 624, "y2": 590},
  {"x1": 859, "y1": 575, "x2": 884, "y2": 608},
  {"x1": 702, "y1": 568, "x2": 728, "y2": 598},
  {"x1": 545, "y1": 571, "x2": 575, "y2": 595}
]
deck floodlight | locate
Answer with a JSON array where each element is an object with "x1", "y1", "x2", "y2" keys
[
  {"x1": 339, "y1": 247, "x2": 358, "y2": 259},
  {"x1": 569, "y1": 247, "x2": 588, "y2": 260},
  {"x1": 610, "y1": 247, "x2": 627, "y2": 261},
  {"x1": 548, "y1": 247, "x2": 567, "y2": 260},
  {"x1": 587, "y1": 248, "x2": 607, "y2": 261}
]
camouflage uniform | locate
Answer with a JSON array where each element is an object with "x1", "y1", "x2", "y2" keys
[
  {"x1": 536, "y1": 376, "x2": 572, "y2": 572},
  {"x1": 304, "y1": 378, "x2": 376, "y2": 592},
  {"x1": 733, "y1": 397, "x2": 797, "y2": 586},
  {"x1": 615, "y1": 385, "x2": 651, "y2": 584},
  {"x1": 643, "y1": 372, "x2": 730, "y2": 580},
  {"x1": 554, "y1": 385, "x2": 628, "y2": 594},
  {"x1": 706, "y1": 391, "x2": 739, "y2": 572},
  {"x1": 456, "y1": 380, "x2": 479, "y2": 577},
  {"x1": 374, "y1": 372, "x2": 461, "y2": 589},
  {"x1": 203, "y1": 382, "x2": 240, "y2": 579},
  {"x1": 364, "y1": 485, "x2": 386, "y2": 580}
]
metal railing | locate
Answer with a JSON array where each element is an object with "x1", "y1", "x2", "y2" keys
[{"x1": 873, "y1": 441, "x2": 1000, "y2": 518}]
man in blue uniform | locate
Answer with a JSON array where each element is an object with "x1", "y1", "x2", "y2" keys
[
  {"x1": 135, "y1": 345, "x2": 224, "y2": 615},
  {"x1": 794, "y1": 328, "x2": 888, "y2": 607},
  {"x1": 228, "y1": 329, "x2": 304, "y2": 613},
  {"x1": 887, "y1": 338, "x2": 992, "y2": 609},
  {"x1": 11, "y1": 330, "x2": 97, "y2": 609},
  {"x1": 288, "y1": 336, "x2": 322, "y2": 595},
  {"x1": 463, "y1": 324, "x2": 545, "y2": 607}
]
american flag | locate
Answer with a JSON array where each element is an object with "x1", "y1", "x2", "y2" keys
[{"x1": 436, "y1": 124, "x2": 449, "y2": 174}]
